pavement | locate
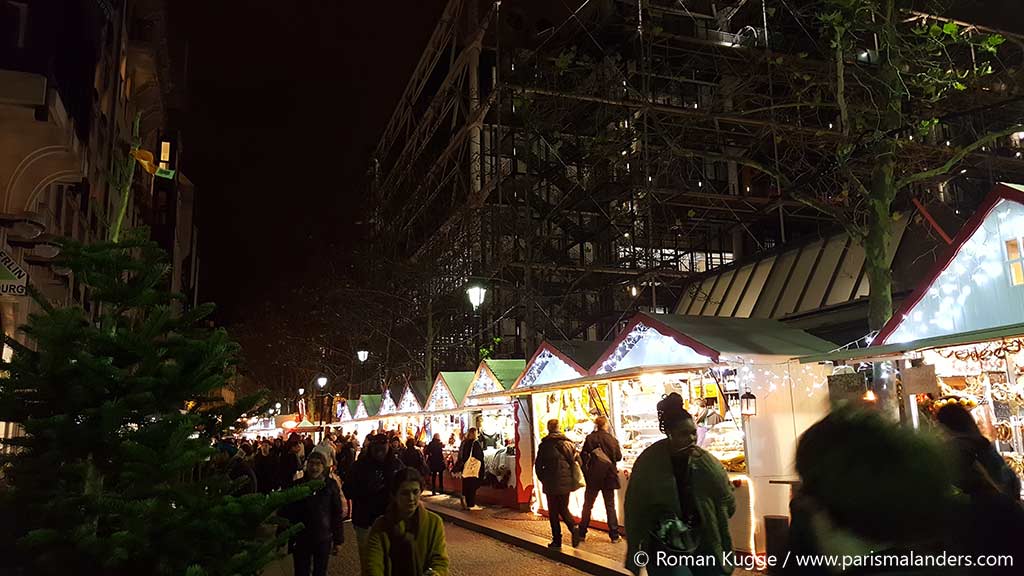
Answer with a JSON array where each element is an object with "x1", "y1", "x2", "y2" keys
[
  {"x1": 262, "y1": 520, "x2": 591, "y2": 576},
  {"x1": 421, "y1": 493, "x2": 756, "y2": 576}
]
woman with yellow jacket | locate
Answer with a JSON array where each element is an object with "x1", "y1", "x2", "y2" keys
[{"x1": 365, "y1": 468, "x2": 450, "y2": 576}]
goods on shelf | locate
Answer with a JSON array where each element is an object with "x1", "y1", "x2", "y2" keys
[{"x1": 704, "y1": 422, "x2": 746, "y2": 472}]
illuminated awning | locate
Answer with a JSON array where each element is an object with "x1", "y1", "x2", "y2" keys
[{"x1": 473, "y1": 362, "x2": 717, "y2": 400}]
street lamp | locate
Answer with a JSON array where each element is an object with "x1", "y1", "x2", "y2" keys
[
  {"x1": 466, "y1": 285, "x2": 487, "y2": 310},
  {"x1": 298, "y1": 388, "x2": 305, "y2": 396},
  {"x1": 317, "y1": 376, "x2": 328, "y2": 389},
  {"x1": 275, "y1": 402, "x2": 281, "y2": 410},
  {"x1": 357, "y1": 350, "x2": 369, "y2": 363}
]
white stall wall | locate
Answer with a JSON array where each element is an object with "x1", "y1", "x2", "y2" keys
[{"x1": 738, "y1": 358, "x2": 830, "y2": 552}]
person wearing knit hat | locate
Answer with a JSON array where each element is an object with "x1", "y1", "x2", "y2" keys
[{"x1": 280, "y1": 450, "x2": 345, "y2": 576}]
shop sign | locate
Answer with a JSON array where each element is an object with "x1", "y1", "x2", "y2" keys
[
  {"x1": 902, "y1": 364, "x2": 939, "y2": 396},
  {"x1": 0, "y1": 250, "x2": 27, "y2": 296},
  {"x1": 827, "y1": 372, "x2": 866, "y2": 405}
]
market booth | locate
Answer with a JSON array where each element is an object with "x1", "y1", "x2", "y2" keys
[
  {"x1": 424, "y1": 372, "x2": 476, "y2": 447},
  {"x1": 508, "y1": 340, "x2": 608, "y2": 508},
  {"x1": 462, "y1": 359, "x2": 526, "y2": 501},
  {"x1": 499, "y1": 313, "x2": 833, "y2": 554},
  {"x1": 800, "y1": 183, "x2": 1024, "y2": 484},
  {"x1": 350, "y1": 394, "x2": 383, "y2": 445},
  {"x1": 377, "y1": 382, "x2": 422, "y2": 441},
  {"x1": 334, "y1": 400, "x2": 359, "y2": 436}
]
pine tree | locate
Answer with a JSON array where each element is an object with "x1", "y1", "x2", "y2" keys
[{"x1": 0, "y1": 229, "x2": 309, "y2": 576}]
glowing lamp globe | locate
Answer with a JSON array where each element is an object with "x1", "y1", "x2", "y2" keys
[
  {"x1": 466, "y1": 285, "x2": 487, "y2": 310},
  {"x1": 357, "y1": 350, "x2": 369, "y2": 363},
  {"x1": 298, "y1": 388, "x2": 305, "y2": 396},
  {"x1": 317, "y1": 376, "x2": 328, "y2": 389}
]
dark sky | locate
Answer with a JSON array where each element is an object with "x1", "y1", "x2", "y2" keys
[
  {"x1": 177, "y1": 0, "x2": 1022, "y2": 325},
  {"x1": 179, "y1": 1, "x2": 445, "y2": 323}
]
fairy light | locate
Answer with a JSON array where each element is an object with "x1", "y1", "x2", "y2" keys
[
  {"x1": 398, "y1": 388, "x2": 421, "y2": 413},
  {"x1": 426, "y1": 379, "x2": 456, "y2": 411},
  {"x1": 354, "y1": 402, "x2": 369, "y2": 419},
  {"x1": 886, "y1": 198, "x2": 1024, "y2": 344},
  {"x1": 379, "y1": 390, "x2": 398, "y2": 415}
]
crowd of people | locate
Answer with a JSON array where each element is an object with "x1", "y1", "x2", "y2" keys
[
  {"x1": 212, "y1": 429, "x2": 459, "y2": 576},
  {"x1": 215, "y1": 397, "x2": 1024, "y2": 576}
]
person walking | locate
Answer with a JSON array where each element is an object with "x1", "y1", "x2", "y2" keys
[
  {"x1": 625, "y1": 393, "x2": 735, "y2": 576},
  {"x1": 364, "y1": 468, "x2": 450, "y2": 576},
  {"x1": 535, "y1": 419, "x2": 581, "y2": 549},
  {"x1": 426, "y1": 433, "x2": 447, "y2": 496},
  {"x1": 578, "y1": 416, "x2": 623, "y2": 542},
  {"x1": 455, "y1": 428, "x2": 485, "y2": 511},
  {"x1": 279, "y1": 439, "x2": 305, "y2": 489},
  {"x1": 253, "y1": 440, "x2": 280, "y2": 493},
  {"x1": 401, "y1": 438, "x2": 429, "y2": 476},
  {"x1": 344, "y1": 435, "x2": 405, "y2": 562},
  {"x1": 935, "y1": 403, "x2": 1024, "y2": 575},
  {"x1": 280, "y1": 452, "x2": 345, "y2": 576}
]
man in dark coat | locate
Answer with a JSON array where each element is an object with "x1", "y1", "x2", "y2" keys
[
  {"x1": 343, "y1": 434, "x2": 404, "y2": 562},
  {"x1": 426, "y1": 433, "x2": 447, "y2": 495},
  {"x1": 535, "y1": 419, "x2": 581, "y2": 549},
  {"x1": 579, "y1": 415, "x2": 623, "y2": 542},
  {"x1": 253, "y1": 440, "x2": 280, "y2": 494},
  {"x1": 280, "y1": 451, "x2": 345, "y2": 576}
]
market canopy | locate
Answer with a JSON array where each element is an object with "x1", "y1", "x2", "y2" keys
[
  {"x1": 877, "y1": 183, "x2": 1024, "y2": 345},
  {"x1": 378, "y1": 381, "x2": 405, "y2": 416},
  {"x1": 592, "y1": 312, "x2": 836, "y2": 375},
  {"x1": 465, "y1": 359, "x2": 526, "y2": 406},
  {"x1": 397, "y1": 379, "x2": 431, "y2": 413},
  {"x1": 515, "y1": 340, "x2": 607, "y2": 391},
  {"x1": 425, "y1": 371, "x2": 475, "y2": 411},
  {"x1": 799, "y1": 322, "x2": 1024, "y2": 364},
  {"x1": 354, "y1": 394, "x2": 382, "y2": 419}
]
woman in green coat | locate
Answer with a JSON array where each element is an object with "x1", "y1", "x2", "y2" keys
[
  {"x1": 365, "y1": 468, "x2": 450, "y2": 576},
  {"x1": 625, "y1": 393, "x2": 736, "y2": 576}
]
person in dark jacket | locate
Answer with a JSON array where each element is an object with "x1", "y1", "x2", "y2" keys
[
  {"x1": 281, "y1": 451, "x2": 345, "y2": 576},
  {"x1": 253, "y1": 440, "x2": 280, "y2": 493},
  {"x1": 344, "y1": 434, "x2": 405, "y2": 562},
  {"x1": 279, "y1": 440, "x2": 304, "y2": 489},
  {"x1": 935, "y1": 403, "x2": 1024, "y2": 575},
  {"x1": 535, "y1": 419, "x2": 581, "y2": 549},
  {"x1": 578, "y1": 416, "x2": 623, "y2": 542},
  {"x1": 426, "y1": 433, "x2": 447, "y2": 495},
  {"x1": 401, "y1": 438, "x2": 429, "y2": 476},
  {"x1": 935, "y1": 403, "x2": 1021, "y2": 499},
  {"x1": 455, "y1": 428, "x2": 485, "y2": 511}
]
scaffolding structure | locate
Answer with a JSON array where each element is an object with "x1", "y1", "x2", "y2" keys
[{"x1": 367, "y1": 0, "x2": 1024, "y2": 374}]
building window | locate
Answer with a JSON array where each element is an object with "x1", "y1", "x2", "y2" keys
[{"x1": 1007, "y1": 238, "x2": 1024, "y2": 286}]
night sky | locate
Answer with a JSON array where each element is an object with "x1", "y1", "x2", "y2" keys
[
  {"x1": 179, "y1": 1, "x2": 445, "y2": 323},
  {"x1": 178, "y1": 0, "x2": 1022, "y2": 327}
]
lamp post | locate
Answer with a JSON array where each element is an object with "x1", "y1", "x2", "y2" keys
[
  {"x1": 467, "y1": 284, "x2": 487, "y2": 361},
  {"x1": 317, "y1": 376, "x2": 328, "y2": 439}
]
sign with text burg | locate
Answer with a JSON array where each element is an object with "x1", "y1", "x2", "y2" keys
[{"x1": 0, "y1": 250, "x2": 27, "y2": 296}]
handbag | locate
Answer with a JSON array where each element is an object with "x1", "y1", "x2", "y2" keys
[
  {"x1": 463, "y1": 456, "x2": 482, "y2": 479},
  {"x1": 570, "y1": 459, "x2": 586, "y2": 491}
]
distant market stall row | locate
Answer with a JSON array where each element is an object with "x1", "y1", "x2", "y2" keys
[{"x1": 244, "y1": 183, "x2": 1024, "y2": 556}]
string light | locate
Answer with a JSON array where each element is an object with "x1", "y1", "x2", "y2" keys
[{"x1": 886, "y1": 198, "x2": 1024, "y2": 344}]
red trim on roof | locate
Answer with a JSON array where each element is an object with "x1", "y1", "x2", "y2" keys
[
  {"x1": 513, "y1": 341, "x2": 590, "y2": 388},
  {"x1": 876, "y1": 184, "x2": 1024, "y2": 344},
  {"x1": 587, "y1": 313, "x2": 722, "y2": 376}
]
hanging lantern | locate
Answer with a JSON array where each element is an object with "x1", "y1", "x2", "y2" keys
[{"x1": 740, "y1": 389, "x2": 757, "y2": 416}]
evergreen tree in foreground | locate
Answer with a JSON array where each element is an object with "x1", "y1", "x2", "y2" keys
[{"x1": 0, "y1": 230, "x2": 307, "y2": 576}]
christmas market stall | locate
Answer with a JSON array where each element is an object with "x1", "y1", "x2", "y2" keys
[
  {"x1": 800, "y1": 183, "x2": 1024, "y2": 485},
  {"x1": 349, "y1": 394, "x2": 383, "y2": 444},
  {"x1": 334, "y1": 399, "x2": 359, "y2": 436},
  {"x1": 506, "y1": 340, "x2": 608, "y2": 508},
  {"x1": 456, "y1": 358, "x2": 526, "y2": 506},
  {"x1": 490, "y1": 312, "x2": 833, "y2": 554},
  {"x1": 424, "y1": 372, "x2": 476, "y2": 447}
]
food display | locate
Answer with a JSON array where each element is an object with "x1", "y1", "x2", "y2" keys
[
  {"x1": 703, "y1": 422, "x2": 746, "y2": 472},
  {"x1": 535, "y1": 386, "x2": 608, "y2": 446}
]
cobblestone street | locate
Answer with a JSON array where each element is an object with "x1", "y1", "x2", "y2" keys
[{"x1": 263, "y1": 521, "x2": 593, "y2": 576}]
